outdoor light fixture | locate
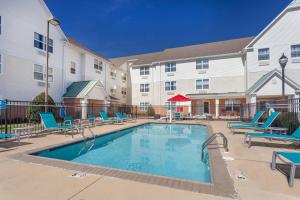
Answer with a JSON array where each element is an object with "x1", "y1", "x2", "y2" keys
[
  {"x1": 278, "y1": 53, "x2": 288, "y2": 97},
  {"x1": 45, "y1": 17, "x2": 60, "y2": 111}
]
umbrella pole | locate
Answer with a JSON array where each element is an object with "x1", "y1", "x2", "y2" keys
[{"x1": 169, "y1": 109, "x2": 172, "y2": 123}]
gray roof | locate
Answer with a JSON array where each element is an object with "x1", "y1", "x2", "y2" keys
[
  {"x1": 111, "y1": 37, "x2": 254, "y2": 67},
  {"x1": 63, "y1": 80, "x2": 98, "y2": 98},
  {"x1": 110, "y1": 52, "x2": 162, "y2": 66},
  {"x1": 156, "y1": 37, "x2": 254, "y2": 63}
]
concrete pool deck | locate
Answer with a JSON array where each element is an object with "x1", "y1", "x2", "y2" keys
[{"x1": 0, "y1": 120, "x2": 300, "y2": 200}]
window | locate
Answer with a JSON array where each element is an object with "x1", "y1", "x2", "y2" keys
[
  {"x1": 110, "y1": 87, "x2": 117, "y2": 94},
  {"x1": 258, "y1": 48, "x2": 269, "y2": 61},
  {"x1": 196, "y1": 59, "x2": 209, "y2": 70},
  {"x1": 94, "y1": 59, "x2": 103, "y2": 71},
  {"x1": 165, "y1": 81, "x2": 176, "y2": 91},
  {"x1": 70, "y1": 62, "x2": 76, "y2": 74},
  {"x1": 33, "y1": 64, "x2": 53, "y2": 82},
  {"x1": 121, "y1": 87, "x2": 127, "y2": 95},
  {"x1": 110, "y1": 70, "x2": 117, "y2": 79},
  {"x1": 225, "y1": 100, "x2": 241, "y2": 112},
  {"x1": 0, "y1": 16, "x2": 2, "y2": 35},
  {"x1": 140, "y1": 84, "x2": 150, "y2": 92},
  {"x1": 165, "y1": 62, "x2": 176, "y2": 72},
  {"x1": 196, "y1": 79, "x2": 209, "y2": 89},
  {"x1": 165, "y1": 102, "x2": 176, "y2": 111},
  {"x1": 122, "y1": 73, "x2": 127, "y2": 81},
  {"x1": 34, "y1": 32, "x2": 53, "y2": 53},
  {"x1": 291, "y1": 44, "x2": 300, "y2": 58},
  {"x1": 140, "y1": 66, "x2": 150, "y2": 75},
  {"x1": 140, "y1": 102, "x2": 150, "y2": 112},
  {"x1": 0, "y1": 54, "x2": 2, "y2": 74}
]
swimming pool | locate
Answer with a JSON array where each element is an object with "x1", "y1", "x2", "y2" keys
[{"x1": 35, "y1": 123, "x2": 211, "y2": 183}]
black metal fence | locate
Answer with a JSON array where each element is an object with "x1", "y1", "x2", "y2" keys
[{"x1": 0, "y1": 98, "x2": 299, "y2": 134}]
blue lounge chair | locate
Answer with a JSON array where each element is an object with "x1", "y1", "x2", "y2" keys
[
  {"x1": 0, "y1": 133, "x2": 19, "y2": 144},
  {"x1": 272, "y1": 151, "x2": 300, "y2": 187},
  {"x1": 40, "y1": 112, "x2": 79, "y2": 137},
  {"x1": 230, "y1": 112, "x2": 280, "y2": 134},
  {"x1": 174, "y1": 112, "x2": 181, "y2": 120},
  {"x1": 116, "y1": 112, "x2": 135, "y2": 122},
  {"x1": 99, "y1": 111, "x2": 115, "y2": 123},
  {"x1": 227, "y1": 111, "x2": 265, "y2": 127},
  {"x1": 64, "y1": 116, "x2": 80, "y2": 126},
  {"x1": 245, "y1": 127, "x2": 300, "y2": 148},
  {"x1": 87, "y1": 113, "x2": 103, "y2": 126}
]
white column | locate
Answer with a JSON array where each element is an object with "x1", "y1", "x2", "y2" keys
[
  {"x1": 250, "y1": 95, "x2": 257, "y2": 118},
  {"x1": 81, "y1": 98, "x2": 88, "y2": 119},
  {"x1": 215, "y1": 98, "x2": 220, "y2": 119}
]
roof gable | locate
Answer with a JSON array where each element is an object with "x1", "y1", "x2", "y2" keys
[
  {"x1": 246, "y1": 0, "x2": 300, "y2": 48},
  {"x1": 63, "y1": 80, "x2": 98, "y2": 98},
  {"x1": 247, "y1": 69, "x2": 300, "y2": 94}
]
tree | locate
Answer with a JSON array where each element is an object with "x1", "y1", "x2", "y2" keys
[
  {"x1": 27, "y1": 93, "x2": 55, "y2": 122},
  {"x1": 147, "y1": 105, "x2": 155, "y2": 117}
]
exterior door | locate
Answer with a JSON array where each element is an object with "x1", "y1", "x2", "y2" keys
[{"x1": 204, "y1": 101, "x2": 210, "y2": 114}]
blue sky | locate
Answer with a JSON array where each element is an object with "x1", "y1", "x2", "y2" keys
[{"x1": 45, "y1": 0, "x2": 291, "y2": 58}]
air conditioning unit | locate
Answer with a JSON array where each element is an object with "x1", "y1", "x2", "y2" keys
[
  {"x1": 37, "y1": 50, "x2": 46, "y2": 57},
  {"x1": 198, "y1": 90, "x2": 207, "y2": 94},
  {"x1": 37, "y1": 82, "x2": 45, "y2": 87}
]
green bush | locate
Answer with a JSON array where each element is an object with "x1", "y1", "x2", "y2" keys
[
  {"x1": 273, "y1": 112, "x2": 299, "y2": 134},
  {"x1": 147, "y1": 105, "x2": 155, "y2": 116},
  {"x1": 27, "y1": 93, "x2": 55, "y2": 122}
]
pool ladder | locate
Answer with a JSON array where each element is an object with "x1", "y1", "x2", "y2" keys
[{"x1": 201, "y1": 132, "x2": 229, "y2": 161}]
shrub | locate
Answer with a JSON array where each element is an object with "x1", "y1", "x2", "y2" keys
[
  {"x1": 273, "y1": 112, "x2": 299, "y2": 134},
  {"x1": 27, "y1": 93, "x2": 55, "y2": 122},
  {"x1": 147, "y1": 105, "x2": 155, "y2": 116}
]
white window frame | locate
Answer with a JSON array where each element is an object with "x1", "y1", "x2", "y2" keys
[
  {"x1": 291, "y1": 44, "x2": 300, "y2": 58},
  {"x1": 33, "y1": 64, "x2": 53, "y2": 82},
  {"x1": 110, "y1": 70, "x2": 117, "y2": 79},
  {"x1": 70, "y1": 61, "x2": 76, "y2": 74},
  {"x1": 122, "y1": 73, "x2": 127, "y2": 81},
  {"x1": 165, "y1": 62, "x2": 176, "y2": 72},
  {"x1": 196, "y1": 59, "x2": 209, "y2": 70},
  {"x1": 121, "y1": 87, "x2": 127, "y2": 95},
  {"x1": 0, "y1": 54, "x2": 3, "y2": 74},
  {"x1": 94, "y1": 59, "x2": 103, "y2": 71},
  {"x1": 140, "y1": 84, "x2": 150, "y2": 93},
  {"x1": 165, "y1": 102, "x2": 176, "y2": 111},
  {"x1": 258, "y1": 48, "x2": 270, "y2": 61},
  {"x1": 196, "y1": 79, "x2": 209, "y2": 90},
  {"x1": 140, "y1": 102, "x2": 150, "y2": 112},
  {"x1": 34, "y1": 32, "x2": 53, "y2": 53},
  {"x1": 140, "y1": 66, "x2": 150, "y2": 75},
  {"x1": 224, "y1": 99, "x2": 241, "y2": 112},
  {"x1": 165, "y1": 81, "x2": 176, "y2": 91}
]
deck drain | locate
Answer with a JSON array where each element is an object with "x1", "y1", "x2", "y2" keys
[
  {"x1": 235, "y1": 170, "x2": 247, "y2": 180},
  {"x1": 70, "y1": 172, "x2": 87, "y2": 178}
]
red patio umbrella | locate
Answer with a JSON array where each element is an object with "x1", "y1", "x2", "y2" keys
[
  {"x1": 167, "y1": 94, "x2": 191, "y2": 122},
  {"x1": 168, "y1": 94, "x2": 191, "y2": 102}
]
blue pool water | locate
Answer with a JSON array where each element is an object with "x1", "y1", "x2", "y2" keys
[{"x1": 36, "y1": 123, "x2": 211, "y2": 182}]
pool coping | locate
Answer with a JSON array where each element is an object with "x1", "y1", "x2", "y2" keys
[{"x1": 9, "y1": 122, "x2": 236, "y2": 198}]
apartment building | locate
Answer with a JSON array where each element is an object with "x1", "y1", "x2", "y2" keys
[
  {"x1": 1, "y1": 0, "x2": 300, "y2": 118},
  {"x1": 0, "y1": 0, "x2": 128, "y2": 106},
  {"x1": 112, "y1": 0, "x2": 300, "y2": 118}
]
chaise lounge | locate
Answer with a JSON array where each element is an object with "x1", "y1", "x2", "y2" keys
[
  {"x1": 40, "y1": 112, "x2": 80, "y2": 137},
  {"x1": 272, "y1": 151, "x2": 300, "y2": 187},
  {"x1": 230, "y1": 112, "x2": 280, "y2": 134},
  {"x1": 245, "y1": 127, "x2": 300, "y2": 148},
  {"x1": 227, "y1": 111, "x2": 265, "y2": 127}
]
